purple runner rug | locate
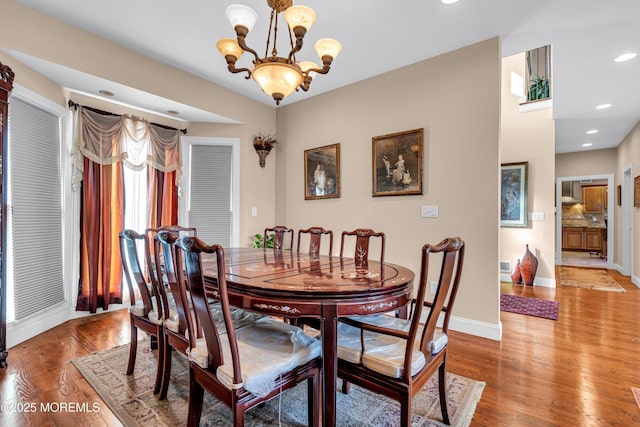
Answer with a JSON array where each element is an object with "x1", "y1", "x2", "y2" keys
[{"x1": 500, "y1": 294, "x2": 558, "y2": 320}]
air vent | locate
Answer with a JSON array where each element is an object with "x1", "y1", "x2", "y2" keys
[
  {"x1": 500, "y1": 260, "x2": 512, "y2": 272},
  {"x1": 580, "y1": 179, "x2": 592, "y2": 184}
]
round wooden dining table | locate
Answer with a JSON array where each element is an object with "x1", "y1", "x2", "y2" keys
[{"x1": 200, "y1": 247, "x2": 415, "y2": 427}]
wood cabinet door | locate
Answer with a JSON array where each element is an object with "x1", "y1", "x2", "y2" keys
[
  {"x1": 565, "y1": 228, "x2": 584, "y2": 249},
  {"x1": 584, "y1": 229, "x2": 603, "y2": 251},
  {"x1": 583, "y1": 186, "x2": 605, "y2": 213}
]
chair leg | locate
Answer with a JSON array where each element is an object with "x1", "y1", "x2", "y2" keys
[
  {"x1": 126, "y1": 316, "x2": 137, "y2": 375},
  {"x1": 158, "y1": 338, "x2": 172, "y2": 400},
  {"x1": 438, "y1": 362, "x2": 450, "y2": 425},
  {"x1": 153, "y1": 327, "x2": 164, "y2": 394},
  {"x1": 341, "y1": 379, "x2": 351, "y2": 394},
  {"x1": 400, "y1": 397, "x2": 412, "y2": 427},
  {"x1": 187, "y1": 367, "x2": 204, "y2": 427},
  {"x1": 234, "y1": 406, "x2": 245, "y2": 427},
  {"x1": 308, "y1": 372, "x2": 320, "y2": 427}
]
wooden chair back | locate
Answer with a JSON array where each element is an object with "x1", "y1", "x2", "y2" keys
[
  {"x1": 340, "y1": 228, "x2": 385, "y2": 265},
  {"x1": 156, "y1": 230, "x2": 197, "y2": 347},
  {"x1": 119, "y1": 229, "x2": 154, "y2": 316},
  {"x1": 297, "y1": 227, "x2": 333, "y2": 256},
  {"x1": 145, "y1": 225, "x2": 197, "y2": 321},
  {"x1": 176, "y1": 236, "x2": 241, "y2": 380},
  {"x1": 264, "y1": 226, "x2": 294, "y2": 251}
]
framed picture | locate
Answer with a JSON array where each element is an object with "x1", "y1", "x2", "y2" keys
[
  {"x1": 501, "y1": 162, "x2": 528, "y2": 227},
  {"x1": 304, "y1": 143, "x2": 340, "y2": 200},
  {"x1": 372, "y1": 128, "x2": 423, "y2": 197},
  {"x1": 617, "y1": 185, "x2": 622, "y2": 206},
  {"x1": 635, "y1": 176, "x2": 640, "y2": 207}
]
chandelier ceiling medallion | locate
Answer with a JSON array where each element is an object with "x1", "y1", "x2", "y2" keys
[{"x1": 217, "y1": 0, "x2": 342, "y2": 105}]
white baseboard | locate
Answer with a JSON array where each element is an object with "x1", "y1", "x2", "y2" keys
[
  {"x1": 7, "y1": 302, "x2": 73, "y2": 348},
  {"x1": 449, "y1": 315, "x2": 502, "y2": 341},
  {"x1": 500, "y1": 273, "x2": 555, "y2": 288},
  {"x1": 632, "y1": 274, "x2": 640, "y2": 288},
  {"x1": 7, "y1": 303, "x2": 128, "y2": 349}
]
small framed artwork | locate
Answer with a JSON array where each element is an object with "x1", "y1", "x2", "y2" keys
[
  {"x1": 500, "y1": 162, "x2": 528, "y2": 227},
  {"x1": 372, "y1": 128, "x2": 423, "y2": 197},
  {"x1": 635, "y1": 176, "x2": 640, "y2": 207},
  {"x1": 304, "y1": 143, "x2": 340, "y2": 200},
  {"x1": 617, "y1": 185, "x2": 622, "y2": 206}
]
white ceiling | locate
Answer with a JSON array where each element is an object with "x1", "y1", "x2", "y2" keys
[{"x1": 10, "y1": 0, "x2": 640, "y2": 153}]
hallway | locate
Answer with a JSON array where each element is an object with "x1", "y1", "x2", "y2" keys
[{"x1": 560, "y1": 250, "x2": 608, "y2": 269}]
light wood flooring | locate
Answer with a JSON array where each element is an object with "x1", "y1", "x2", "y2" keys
[{"x1": 1, "y1": 267, "x2": 639, "y2": 426}]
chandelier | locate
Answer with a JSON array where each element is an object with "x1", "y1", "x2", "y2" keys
[{"x1": 217, "y1": 0, "x2": 342, "y2": 105}]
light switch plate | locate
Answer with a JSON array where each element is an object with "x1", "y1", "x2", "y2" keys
[
  {"x1": 251, "y1": 207, "x2": 257, "y2": 217},
  {"x1": 421, "y1": 205, "x2": 439, "y2": 218},
  {"x1": 531, "y1": 212, "x2": 545, "y2": 221}
]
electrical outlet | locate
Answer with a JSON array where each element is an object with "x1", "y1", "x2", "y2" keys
[{"x1": 430, "y1": 281, "x2": 438, "y2": 294}]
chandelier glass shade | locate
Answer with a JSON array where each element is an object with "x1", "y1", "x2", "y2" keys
[{"x1": 217, "y1": 0, "x2": 341, "y2": 105}]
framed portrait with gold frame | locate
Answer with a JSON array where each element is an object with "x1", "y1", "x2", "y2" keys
[
  {"x1": 372, "y1": 128, "x2": 423, "y2": 197},
  {"x1": 304, "y1": 143, "x2": 340, "y2": 200}
]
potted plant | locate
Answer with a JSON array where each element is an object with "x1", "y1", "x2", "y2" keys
[
  {"x1": 252, "y1": 131, "x2": 277, "y2": 167},
  {"x1": 528, "y1": 74, "x2": 550, "y2": 101},
  {"x1": 252, "y1": 233, "x2": 274, "y2": 248}
]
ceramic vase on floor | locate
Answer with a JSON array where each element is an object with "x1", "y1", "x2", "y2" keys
[
  {"x1": 511, "y1": 259, "x2": 522, "y2": 284},
  {"x1": 519, "y1": 244, "x2": 538, "y2": 286}
]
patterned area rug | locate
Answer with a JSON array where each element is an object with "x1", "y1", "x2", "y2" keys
[
  {"x1": 559, "y1": 266, "x2": 626, "y2": 292},
  {"x1": 500, "y1": 294, "x2": 559, "y2": 320},
  {"x1": 72, "y1": 340, "x2": 485, "y2": 427}
]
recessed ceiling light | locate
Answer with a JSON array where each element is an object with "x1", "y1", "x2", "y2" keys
[
  {"x1": 614, "y1": 53, "x2": 637, "y2": 62},
  {"x1": 98, "y1": 89, "x2": 115, "y2": 97},
  {"x1": 167, "y1": 110, "x2": 180, "y2": 115},
  {"x1": 586, "y1": 129, "x2": 599, "y2": 134},
  {"x1": 441, "y1": 0, "x2": 459, "y2": 4},
  {"x1": 582, "y1": 143, "x2": 593, "y2": 147},
  {"x1": 596, "y1": 103, "x2": 612, "y2": 110}
]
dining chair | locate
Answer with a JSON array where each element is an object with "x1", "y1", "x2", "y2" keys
[
  {"x1": 176, "y1": 235, "x2": 322, "y2": 427},
  {"x1": 340, "y1": 228, "x2": 385, "y2": 266},
  {"x1": 144, "y1": 225, "x2": 197, "y2": 326},
  {"x1": 297, "y1": 226, "x2": 333, "y2": 257},
  {"x1": 336, "y1": 237, "x2": 465, "y2": 426},
  {"x1": 119, "y1": 229, "x2": 165, "y2": 394},
  {"x1": 264, "y1": 225, "x2": 294, "y2": 251},
  {"x1": 155, "y1": 230, "x2": 263, "y2": 400}
]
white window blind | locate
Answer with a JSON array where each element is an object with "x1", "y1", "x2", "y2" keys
[
  {"x1": 188, "y1": 145, "x2": 232, "y2": 246},
  {"x1": 8, "y1": 97, "x2": 65, "y2": 321}
]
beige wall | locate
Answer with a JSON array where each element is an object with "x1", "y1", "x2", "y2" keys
[
  {"x1": 615, "y1": 121, "x2": 640, "y2": 284},
  {"x1": 500, "y1": 53, "x2": 556, "y2": 286},
  {"x1": 556, "y1": 148, "x2": 617, "y2": 177},
  {"x1": 1, "y1": 0, "x2": 277, "y2": 244},
  {"x1": 276, "y1": 38, "x2": 502, "y2": 338}
]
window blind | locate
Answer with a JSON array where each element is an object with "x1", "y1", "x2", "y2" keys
[
  {"x1": 8, "y1": 97, "x2": 65, "y2": 321},
  {"x1": 188, "y1": 145, "x2": 232, "y2": 246}
]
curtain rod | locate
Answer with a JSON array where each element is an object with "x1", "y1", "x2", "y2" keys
[{"x1": 68, "y1": 100, "x2": 187, "y2": 134}]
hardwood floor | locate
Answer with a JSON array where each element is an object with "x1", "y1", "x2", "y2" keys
[{"x1": 1, "y1": 268, "x2": 639, "y2": 426}]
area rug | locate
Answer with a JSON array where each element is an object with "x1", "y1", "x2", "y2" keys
[
  {"x1": 72, "y1": 340, "x2": 485, "y2": 427},
  {"x1": 559, "y1": 266, "x2": 626, "y2": 292},
  {"x1": 500, "y1": 294, "x2": 559, "y2": 320}
]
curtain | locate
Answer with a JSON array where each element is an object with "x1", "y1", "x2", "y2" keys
[
  {"x1": 73, "y1": 107, "x2": 182, "y2": 313},
  {"x1": 76, "y1": 158, "x2": 124, "y2": 312}
]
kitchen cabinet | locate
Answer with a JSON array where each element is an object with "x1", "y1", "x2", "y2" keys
[
  {"x1": 562, "y1": 226, "x2": 606, "y2": 254},
  {"x1": 582, "y1": 185, "x2": 607, "y2": 213},
  {"x1": 563, "y1": 227, "x2": 584, "y2": 250}
]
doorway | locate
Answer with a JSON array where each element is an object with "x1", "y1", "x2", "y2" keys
[{"x1": 555, "y1": 174, "x2": 613, "y2": 269}]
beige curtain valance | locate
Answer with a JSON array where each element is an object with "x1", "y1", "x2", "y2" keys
[{"x1": 72, "y1": 106, "x2": 181, "y2": 189}]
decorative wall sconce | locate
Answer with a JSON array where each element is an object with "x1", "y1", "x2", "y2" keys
[{"x1": 252, "y1": 132, "x2": 277, "y2": 167}]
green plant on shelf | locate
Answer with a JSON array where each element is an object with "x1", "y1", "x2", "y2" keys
[
  {"x1": 528, "y1": 74, "x2": 550, "y2": 101},
  {"x1": 252, "y1": 233, "x2": 274, "y2": 248}
]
